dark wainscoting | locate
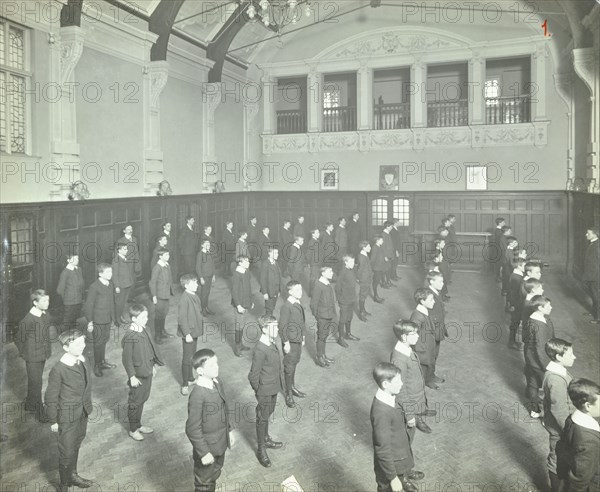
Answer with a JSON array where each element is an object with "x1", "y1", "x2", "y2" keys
[
  {"x1": 1, "y1": 190, "x2": 580, "y2": 326},
  {"x1": 568, "y1": 191, "x2": 600, "y2": 278}
]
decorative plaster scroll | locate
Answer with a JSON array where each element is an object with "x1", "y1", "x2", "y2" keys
[
  {"x1": 484, "y1": 126, "x2": 534, "y2": 145},
  {"x1": 319, "y1": 133, "x2": 359, "y2": 151},
  {"x1": 334, "y1": 33, "x2": 457, "y2": 58},
  {"x1": 370, "y1": 130, "x2": 412, "y2": 149},
  {"x1": 425, "y1": 128, "x2": 470, "y2": 147},
  {"x1": 308, "y1": 134, "x2": 319, "y2": 153},
  {"x1": 272, "y1": 135, "x2": 308, "y2": 152},
  {"x1": 572, "y1": 48, "x2": 597, "y2": 96},
  {"x1": 553, "y1": 73, "x2": 573, "y2": 109},
  {"x1": 60, "y1": 29, "x2": 85, "y2": 86},
  {"x1": 203, "y1": 82, "x2": 223, "y2": 120},
  {"x1": 149, "y1": 62, "x2": 169, "y2": 110},
  {"x1": 244, "y1": 101, "x2": 260, "y2": 123}
]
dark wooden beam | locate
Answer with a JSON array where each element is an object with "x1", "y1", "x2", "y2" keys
[
  {"x1": 60, "y1": 0, "x2": 83, "y2": 27},
  {"x1": 150, "y1": 0, "x2": 186, "y2": 61}
]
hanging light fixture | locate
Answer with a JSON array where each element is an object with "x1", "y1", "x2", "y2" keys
[{"x1": 239, "y1": 0, "x2": 313, "y2": 31}]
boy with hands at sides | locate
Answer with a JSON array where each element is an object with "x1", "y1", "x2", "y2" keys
[
  {"x1": 185, "y1": 349, "x2": 236, "y2": 492},
  {"x1": 178, "y1": 274, "x2": 203, "y2": 396},
  {"x1": 45, "y1": 331, "x2": 95, "y2": 490}
]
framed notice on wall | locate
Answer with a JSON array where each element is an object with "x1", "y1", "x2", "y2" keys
[
  {"x1": 466, "y1": 165, "x2": 488, "y2": 190},
  {"x1": 380, "y1": 165, "x2": 399, "y2": 191},
  {"x1": 320, "y1": 169, "x2": 339, "y2": 190}
]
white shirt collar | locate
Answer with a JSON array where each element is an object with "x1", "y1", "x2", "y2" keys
[
  {"x1": 429, "y1": 286, "x2": 439, "y2": 295},
  {"x1": 294, "y1": 243, "x2": 300, "y2": 249},
  {"x1": 375, "y1": 389, "x2": 396, "y2": 408},
  {"x1": 513, "y1": 269, "x2": 524, "y2": 276},
  {"x1": 590, "y1": 238, "x2": 598, "y2": 243},
  {"x1": 66, "y1": 264, "x2": 76, "y2": 271},
  {"x1": 187, "y1": 225, "x2": 193, "y2": 230},
  {"x1": 319, "y1": 277, "x2": 330, "y2": 286},
  {"x1": 394, "y1": 341, "x2": 412, "y2": 356},
  {"x1": 60, "y1": 353, "x2": 85, "y2": 366},
  {"x1": 287, "y1": 296, "x2": 300, "y2": 304},
  {"x1": 236, "y1": 266, "x2": 246, "y2": 274},
  {"x1": 158, "y1": 259, "x2": 168, "y2": 267},
  {"x1": 338, "y1": 224, "x2": 345, "y2": 229},
  {"x1": 129, "y1": 322, "x2": 144, "y2": 333},
  {"x1": 99, "y1": 278, "x2": 110, "y2": 286},
  {"x1": 530, "y1": 312, "x2": 546, "y2": 323},
  {"x1": 361, "y1": 251, "x2": 368, "y2": 256},
  {"x1": 416, "y1": 304, "x2": 429, "y2": 316},
  {"x1": 118, "y1": 253, "x2": 127, "y2": 260},
  {"x1": 124, "y1": 234, "x2": 132, "y2": 241},
  {"x1": 259, "y1": 334, "x2": 271, "y2": 346},
  {"x1": 30, "y1": 307, "x2": 45, "y2": 317},
  {"x1": 196, "y1": 376, "x2": 216, "y2": 390},
  {"x1": 571, "y1": 409, "x2": 600, "y2": 432},
  {"x1": 545, "y1": 361, "x2": 567, "y2": 377}
]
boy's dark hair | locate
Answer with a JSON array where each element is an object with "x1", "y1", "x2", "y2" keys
[
  {"x1": 59, "y1": 330, "x2": 84, "y2": 347},
  {"x1": 116, "y1": 242, "x2": 128, "y2": 251},
  {"x1": 501, "y1": 225, "x2": 512, "y2": 233},
  {"x1": 506, "y1": 236, "x2": 517, "y2": 243},
  {"x1": 359, "y1": 240, "x2": 369, "y2": 250},
  {"x1": 286, "y1": 280, "x2": 301, "y2": 291},
  {"x1": 250, "y1": 215, "x2": 257, "y2": 220},
  {"x1": 426, "y1": 271, "x2": 443, "y2": 284},
  {"x1": 424, "y1": 260, "x2": 437, "y2": 272},
  {"x1": 437, "y1": 226, "x2": 448, "y2": 234},
  {"x1": 343, "y1": 254, "x2": 354, "y2": 263},
  {"x1": 203, "y1": 225, "x2": 212, "y2": 232},
  {"x1": 320, "y1": 266, "x2": 333, "y2": 275},
  {"x1": 373, "y1": 235, "x2": 383, "y2": 241},
  {"x1": 516, "y1": 257, "x2": 526, "y2": 267},
  {"x1": 434, "y1": 239, "x2": 445, "y2": 249},
  {"x1": 162, "y1": 221, "x2": 171, "y2": 229},
  {"x1": 185, "y1": 215, "x2": 194, "y2": 222},
  {"x1": 495, "y1": 217, "x2": 505, "y2": 225},
  {"x1": 239, "y1": 229, "x2": 248, "y2": 236},
  {"x1": 325, "y1": 222, "x2": 333, "y2": 228},
  {"x1": 236, "y1": 255, "x2": 249, "y2": 264},
  {"x1": 31, "y1": 289, "x2": 48, "y2": 303},
  {"x1": 66, "y1": 252, "x2": 78, "y2": 260},
  {"x1": 383, "y1": 221, "x2": 392, "y2": 228},
  {"x1": 441, "y1": 218, "x2": 451, "y2": 225},
  {"x1": 180, "y1": 273, "x2": 198, "y2": 288},
  {"x1": 192, "y1": 348, "x2": 216, "y2": 370},
  {"x1": 294, "y1": 236, "x2": 303, "y2": 242},
  {"x1": 258, "y1": 315, "x2": 277, "y2": 330},
  {"x1": 531, "y1": 295, "x2": 550, "y2": 310},
  {"x1": 157, "y1": 234, "x2": 167, "y2": 242},
  {"x1": 393, "y1": 320, "x2": 418, "y2": 341},
  {"x1": 310, "y1": 228, "x2": 319, "y2": 235},
  {"x1": 157, "y1": 248, "x2": 169, "y2": 257},
  {"x1": 283, "y1": 219, "x2": 291, "y2": 225},
  {"x1": 200, "y1": 238, "x2": 211, "y2": 247},
  {"x1": 545, "y1": 338, "x2": 573, "y2": 361},
  {"x1": 568, "y1": 378, "x2": 600, "y2": 411},
  {"x1": 414, "y1": 287, "x2": 432, "y2": 305},
  {"x1": 523, "y1": 277, "x2": 542, "y2": 293},
  {"x1": 262, "y1": 225, "x2": 269, "y2": 232},
  {"x1": 129, "y1": 303, "x2": 148, "y2": 319},
  {"x1": 448, "y1": 214, "x2": 456, "y2": 220},
  {"x1": 122, "y1": 224, "x2": 132, "y2": 233},
  {"x1": 373, "y1": 362, "x2": 401, "y2": 390},
  {"x1": 97, "y1": 263, "x2": 111, "y2": 275}
]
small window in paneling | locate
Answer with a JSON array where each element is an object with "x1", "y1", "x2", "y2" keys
[
  {"x1": 10, "y1": 216, "x2": 33, "y2": 266},
  {"x1": 392, "y1": 199, "x2": 410, "y2": 226},
  {"x1": 371, "y1": 199, "x2": 387, "y2": 226}
]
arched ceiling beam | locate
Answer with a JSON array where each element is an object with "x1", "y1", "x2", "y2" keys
[
  {"x1": 150, "y1": 0, "x2": 186, "y2": 61},
  {"x1": 60, "y1": 0, "x2": 83, "y2": 27},
  {"x1": 554, "y1": 0, "x2": 593, "y2": 48}
]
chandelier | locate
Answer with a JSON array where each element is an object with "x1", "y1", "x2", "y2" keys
[{"x1": 240, "y1": 0, "x2": 313, "y2": 30}]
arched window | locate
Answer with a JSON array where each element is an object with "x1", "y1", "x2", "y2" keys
[{"x1": 371, "y1": 197, "x2": 411, "y2": 227}]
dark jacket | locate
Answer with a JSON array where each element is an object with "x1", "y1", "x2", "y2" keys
[
  {"x1": 391, "y1": 348, "x2": 426, "y2": 421},
  {"x1": 185, "y1": 379, "x2": 232, "y2": 458},
  {"x1": 196, "y1": 250, "x2": 215, "y2": 279},
  {"x1": 179, "y1": 227, "x2": 198, "y2": 256},
  {"x1": 306, "y1": 238, "x2": 322, "y2": 267},
  {"x1": 357, "y1": 253, "x2": 373, "y2": 284},
  {"x1": 83, "y1": 280, "x2": 115, "y2": 325},
  {"x1": 286, "y1": 245, "x2": 305, "y2": 280},
  {"x1": 231, "y1": 269, "x2": 252, "y2": 309},
  {"x1": 257, "y1": 233, "x2": 272, "y2": 262},
  {"x1": 222, "y1": 229, "x2": 236, "y2": 260},
  {"x1": 279, "y1": 300, "x2": 305, "y2": 343},
  {"x1": 335, "y1": 267, "x2": 358, "y2": 305},
  {"x1": 371, "y1": 245, "x2": 387, "y2": 272},
  {"x1": 335, "y1": 226, "x2": 348, "y2": 250},
  {"x1": 260, "y1": 260, "x2": 282, "y2": 298},
  {"x1": 44, "y1": 358, "x2": 93, "y2": 424},
  {"x1": 293, "y1": 222, "x2": 305, "y2": 241},
  {"x1": 409, "y1": 309, "x2": 436, "y2": 366},
  {"x1": 248, "y1": 341, "x2": 284, "y2": 396},
  {"x1": 523, "y1": 317, "x2": 555, "y2": 371},
  {"x1": 320, "y1": 232, "x2": 337, "y2": 266},
  {"x1": 428, "y1": 288, "x2": 447, "y2": 342},
  {"x1": 542, "y1": 369, "x2": 574, "y2": 437},
  {"x1": 112, "y1": 255, "x2": 134, "y2": 289},
  {"x1": 556, "y1": 415, "x2": 600, "y2": 491},
  {"x1": 121, "y1": 327, "x2": 163, "y2": 378},
  {"x1": 177, "y1": 291, "x2": 203, "y2": 338},
  {"x1": 582, "y1": 240, "x2": 599, "y2": 282},
  {"x1": 116, "y1": 235, "x2": 141, "y2": 275},
  {"x1": 149, "y1": 262, "x2": 173, "y2": 300},
  {"x1": 310, "y1": 280, "x2": 336, "y2": 319},
  {"x1": 370, "y1": 397, "x2": 415, "y2": 480},
  {"x1": 508, "y1": 271, "x2": 524, "y2": 310},
  {"x1": 15, "y1": 312, "x2": 52, "y2": 362},
  {"x1": 56, "y1": 268, "x2": 84, "y2": 306},
  {"x1": 382, "y1": 232, "x2": 394, "y2": 259},
  {"x1": 347, "y1": 219, "x2": 362, "y2": 252}
]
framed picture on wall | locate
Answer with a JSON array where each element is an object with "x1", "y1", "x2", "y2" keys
[
  {"x1": 320, "y1": 169, "x2": 339, "y2": 190},
  {"x1": 466, "y1": 165, "x2": 488, "y2": 190},
  {"x1": 380, "y1": 165, "x2": 399, "y2": 191}
]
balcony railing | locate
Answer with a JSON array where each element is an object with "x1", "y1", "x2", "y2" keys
[
  {"x1": 373, "y1": 102, "x2": 410, "y2": 130},
  {"x1": 428, "y1": 99, "x2": 468, "y2": 127},
  {"x1": 277, "y1": 110, "x2": 307, "y2": 134},
  {"x1": 485, "y1": 96, "x2": 531, "y2": 124},
  {"x1": 322, "y1": 106, "x2": 356, "y2": 132}
]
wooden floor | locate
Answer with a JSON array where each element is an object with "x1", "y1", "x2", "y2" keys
[{"x1": 1, "y1": 266, "x2": 599, "y2": 492}]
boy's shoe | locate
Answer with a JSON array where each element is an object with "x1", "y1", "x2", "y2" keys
[
  {"x1": 323, "y1": 356, "x2": 335, "y2": 365},
  {"x1": 129, "y1": 430, "x2": 144, "y2": 441},
  {"x1": 100, "y1": 360, "x2": 117, "y2": 370},
  {"x1": 432, "y1": 375, "x2": 445, "y2": 384},
  {"x1": 181, "y1": 386, "x2": 189, "y2": 396},
  {"x1": 407, "y1": 470, "x2": 425, "y2": 481},
  {"x1": 426, "y1": 382, "x2": 440, "y2": 391},
  {"x1": 400, "y1": 477, "x2": 418, "y2": 492},
  {"x1": 590, "y1": 319, "x2": 600, "y2": 324},
  {"x1": 530, "y1": 410, "x2": 542, "y2": 419},
  {"x1": 415, "y1": 418, "x2": 432, "y2": 434},
  {"x1": 421, "y1": 409, "x2": 437, "y2": 417},
  {"x1": 93, "y1": 365, "x2": 103, "y2": 378},
  {"x1": 138, "y1": 426, "x2": 154, "y2": 434}
]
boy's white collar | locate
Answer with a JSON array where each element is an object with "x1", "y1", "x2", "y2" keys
[
  {"x1": 416, "y1": 304, "x2": 428, "y2": 316},
  {"x1": 546, "y1": 360, "x2": 567, "y2": 377},
  {"x1": 61, "y1": 353, "x2": 85, "y2": 366},
  {"x1": 530, "y1": 311, "x2": 546, "y2": 323},
  {"x1": 259, "y1": 334, "x2": 271, "y2": 346},
  {"x1": 394, "y1": 341, "x2": 412, "y2": 356},
  {"x1": 375, "y1": 389, "x2": 396, "y2": 408},
  {"x1": 571, "y1": 409, "x2": 600, "y2": 432}
]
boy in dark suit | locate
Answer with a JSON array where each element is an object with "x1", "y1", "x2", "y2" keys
[
  {"x1": 185, "y1": 349, "x2": 236, "y2": 492},
  {"x1": 391, "y1": 320, "x2": 433, "y2": 436},
  {"x1": 235, "y1": 230, "x2": 249, "y2": 274},
  {"x1": 286, "y1": 236, "x2": 305, "y2": 286},
  {"x1": 15, "y1": 289, "x2": 52, "y2": 421},
  {"x1": 222, "y1": 220, "x2": 236, "y2": 277},
  {"x1": 306, "y1": 228, "x2": 322, "y2": 297},
  {"x1": 116, "y1": 224, "x2": 141, "y2": 276},
  {"x1": 280, "y1": 280, "x2": 306, "y2": 408},
  {"x1": 112, "y1": 242, "x2": 135, "y2": 322},
  {"x1": 83, "y1": 264, "x2": 116, "y2": 378},
  {"x1": 179, "y1": 216, "x2": 198, "y2": 275},
  {"x1": 178, "y1": 275, "x2": 203, "y2": 395},
  {"x1": 57, "y1": 253, "x2": 85, "y2": 332},
  {"x1": 260, "y1": 247, "x2": 282, "y2": 316},
  {"x1": 370, "y1": 362, "x2": 421, "y2": 492},
  {"x1": 122, "y1": 304, "x2": 164, "y2": 441},
  {"x1": 149, "y1": 248, "x2": 174, "y2": 344},
  {"x1": 248, "y1": 315, "x2": 285, "y2": 468},
  {"x1": 247, "y1": 216, "x2": 259, "y2": 266},
  {"x1": 507, "y1": 257, "x2": 526, "y2": 350},
  {"x1": 310, "y1": 266, "x2": 336, "y2": 368},
  {"x1": 382, "y1": 222, "x2": 395, "y2": 287},
  {"x1": 151, "y1": 235, "x2": 168, "y2": 269},
  {"x1": 556, "y1": 378, "x2": 600, "y2": 491},
  {"x1": 433, "y1": 240, "x2": 450, "y2": 300},
  {"x1": 279, "y1": 219, "x2": 294, "y2": 275},
  {"x1": 196, "y1": 239, "x2": 216, "y2": 316},
  {"x1": 410, "y1": 288, "x2": 437, "y2": 391},
  {"x1": 334, "y1": 217, "x2": 348, "y2": 274},
  {"x1": 320, "y1": 222, "x2": 337, "y2": 271},
  {"x1": 583, "y1": 227, "x2": 599, "y2": 324},
  {"x1": 542, "y1": 338, "x2": 576, "y2": 490},
  {"x1": 45, "y1": 331, "x2": 94, "y2": 489},
  {"x1": 523, "y1": 295, "x2": 556, "y2": 418},
  {"x1": 335, "y1": 254, "x2": 359, "y2": 347},
  {"x1": 257, "y1": 226, "x2": 272, "y2": 264},
  {"x1": 371, "y1": 235, "x2": 387, "y2": 298},
  {"x1": 293, "y1": 216, "x2": 305, "y2": 243},
  {"x1": 491, "y1": 217, "x2": 506, "y2": 279},
  {"x1": 231, "y1": 255, "x2": 254, "y2": 357},
  {"x1": 426, "y1": 271, "x2": 447, "y2": 386},
  {"x1": 357, "y1": 241, "x2": 375, "y2": 320},
  {"x1": 347, "y1": 212, "x2": 362, "y2": 257}
]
